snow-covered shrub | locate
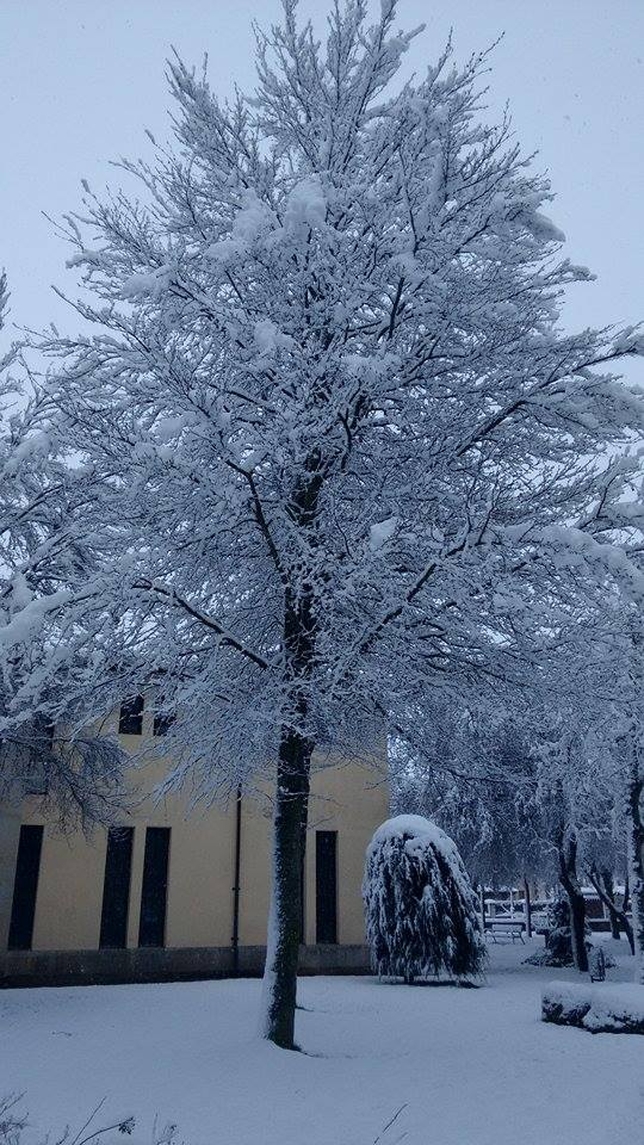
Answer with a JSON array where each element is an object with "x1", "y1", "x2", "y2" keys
[
  {"x1": 525, "y1": 898, "x2": 614, "y2": 970},
  {"x1": 524, "y1": 897, "x2": 579, "y2": 966},
  {"x1": 363, "y1": 815, "x2": 486, "y2": 983},
  {"x1": 542, "y1": 982, "x2": 644, "y2": 1034},
  {"x1": 524, "y1": 897, "x2": 611, "y2": 970}
]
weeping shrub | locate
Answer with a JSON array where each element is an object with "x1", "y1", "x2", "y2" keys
[{"x1": 363, "y1": 815, "x2": 486, "y2": 983}]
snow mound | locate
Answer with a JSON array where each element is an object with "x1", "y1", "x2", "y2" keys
[{"x1": 542, "y1": 981, "x2": 644, "y2": 1035}]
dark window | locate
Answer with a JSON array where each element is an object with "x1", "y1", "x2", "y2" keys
[
  {"x1": 99, "y1": 827, "x2": 134, "y2": 949},
  {"x1": 34, "y1": 714, "x2": 55, "y2": 751},
  {"x1": 118, "y1": 695, "x2": 144, "y2": 736},
  {"x1": 138, "y1": 827, "x2": 170, "y2": 947},
  {"x1": 315, "y1": 830, "x2": 338, "y2": 944},
  {"x1": 8, "y1": 825, "x2": 44, "y2": 951},
  {"x1": 20, "y1": 717, "x2": 56, "y2": 797},
  {"x1": 153, "y1": 709, "x2": 175, "y2": 737}
]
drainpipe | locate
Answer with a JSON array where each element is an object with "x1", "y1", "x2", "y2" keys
[{"x1": 231, "y1": 785, "x2": 242, "y2": 976}]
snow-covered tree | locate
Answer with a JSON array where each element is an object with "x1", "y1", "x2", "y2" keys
[
  {"x1": 627, "y1": 754, "x2": 644, "y2": 983},
  {"x1": 0, "y1": 274, "x2": 8, "y2": 347},
  {"x1": 0, "y1": 275, "x2": 126, "y2": 826},
  {"x1": 394, "y1": 653, "x2": 643, "y2": 972},
  {"x1": 535, "y1": 660, "x2": 644, "y2": 978},
  {"x1": 618, "y1": 613, "x2": 644, "y2": 983},
  {"x1": 363, "y1": 814, "x2": 486, "y2": 982},
  {"x1": 27, "y1": 1, "x2": 644, "y2": 1045},
  {"x1": 394, "y1": 706, "x2": 545, "y2": 892}
]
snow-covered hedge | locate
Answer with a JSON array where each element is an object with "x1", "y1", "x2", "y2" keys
[{"x1": 542, "y1": 981, "x2": 644, "y2": 1034}]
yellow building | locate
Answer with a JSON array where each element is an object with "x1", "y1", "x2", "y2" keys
[{"x1": 0, "y1": 697, "x2": 389, "y2": 985}]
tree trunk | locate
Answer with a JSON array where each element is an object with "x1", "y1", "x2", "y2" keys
[
  {"x1": 478, "y1": 885, "x2": 486, "y2": 933},
  {"x1": 600, "y1": 871, "x2": 621, "y2": 941},
  {"x1": 586, "y1": 865, "x2": 635, "y2": 955},
  {"x1": 260, "y1": 727, "x2": 312, "y2": 1049},
  {"x1": 558, "y1": 833, "x2": 588, "y2": 974},
  {"x1": 522, "y1": 877, "x2": 532, "y2": 939},
  {"x1": 627, "y1": 767, "x2": 644, "y2": 984},
  {"x1": 259, "y1": 459, "x2": 321, "y2": 1047},
  {"x1": 568, "y1": 889, "x2": 588, "y2": 975}
]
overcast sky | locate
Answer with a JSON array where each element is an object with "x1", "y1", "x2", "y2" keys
[{"x1": 1, "y1": 0, "x2": 642, "y2": 384}]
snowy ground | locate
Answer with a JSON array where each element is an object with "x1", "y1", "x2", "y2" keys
[{"x1": 1, "y1": 939, "x2": 642, "y2": 1145}]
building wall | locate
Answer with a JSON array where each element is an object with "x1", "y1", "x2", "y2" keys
[{"x1": 1, "y1": 707, "x2": 389, "y2": 979}]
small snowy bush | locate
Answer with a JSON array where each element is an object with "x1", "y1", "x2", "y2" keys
[
  {"x1": 542, "y1": 982, "x2": 644, "y2": 1034},
  {"x1": 524, "y1": 898, "x2": 613, "y2": 970},
  {"x1": 363, "y1": 815, "x2": 486, "y2": 983},
  {"x1": 524, "y1": 897, "x2": 580, "y2": 967}
]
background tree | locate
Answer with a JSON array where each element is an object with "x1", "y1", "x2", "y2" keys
[
  {"x1": 395, "y1": 653, "x2": 638, "y2": 973},
  {"x1": 627, "y1": 752, "x2": 644, "y2": 983},
  {"x1": 580, "y1": 760, "x2": 633, "y2": 950},
  {"x1": 395, "y1": 707, "x2": 545, "y2": 896},
  {"x1": 620, "y1": 613, "x2": 644, "y2": 982},
  {"x1": 0, "y1": 274, "x2": 126, "y2": 826},
  {"x1": 29, "y1": 1, "x2": 644, "y2": 1046}
]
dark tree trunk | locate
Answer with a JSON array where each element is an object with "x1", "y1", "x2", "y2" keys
[
  {"x1": 522, "y1": 877, "x2": 532, "y2": 939},
  {"x1": 261, "y1": 727, "x2": 312, "y2": 1049},
  {"x1": 558, "y1": 833, "x2": 588, "y2": 974},
  {"x1": 627, "y1": 768, "x2": 644, "y2": 983},
  {"x1": 478, "y1": 885, "x2": 486, "y2": 933},
  {"x1": 586, "y1": 865, "x2": 635, "y2": 955},
  {"x1": 260, "y1": 459, "x2": 322, "y2": 1048},
  {"x1": 601, "y1": 870, "x2": 622, "y2": 941}
]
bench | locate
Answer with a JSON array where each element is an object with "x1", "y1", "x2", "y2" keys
[{"x1": 485, "y1": 918, "x2": 526, "y2": 944}]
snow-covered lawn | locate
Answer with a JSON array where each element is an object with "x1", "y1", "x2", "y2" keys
[{"x1": 1, "y1": 940, "x2": 642, "y2": 1145}]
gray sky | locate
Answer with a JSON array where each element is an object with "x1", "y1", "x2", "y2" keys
[{"x1": 1, "y1": 0, "x2": 643, "y2": 383}]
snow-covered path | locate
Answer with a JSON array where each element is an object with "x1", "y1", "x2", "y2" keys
[{"x1": 1, "y1": 941, "x2": 642, "y2": 1145}]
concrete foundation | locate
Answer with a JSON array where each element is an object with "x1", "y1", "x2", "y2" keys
[{"x1": 0, "y1": 943, "x2": 371, "y2": 988}]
